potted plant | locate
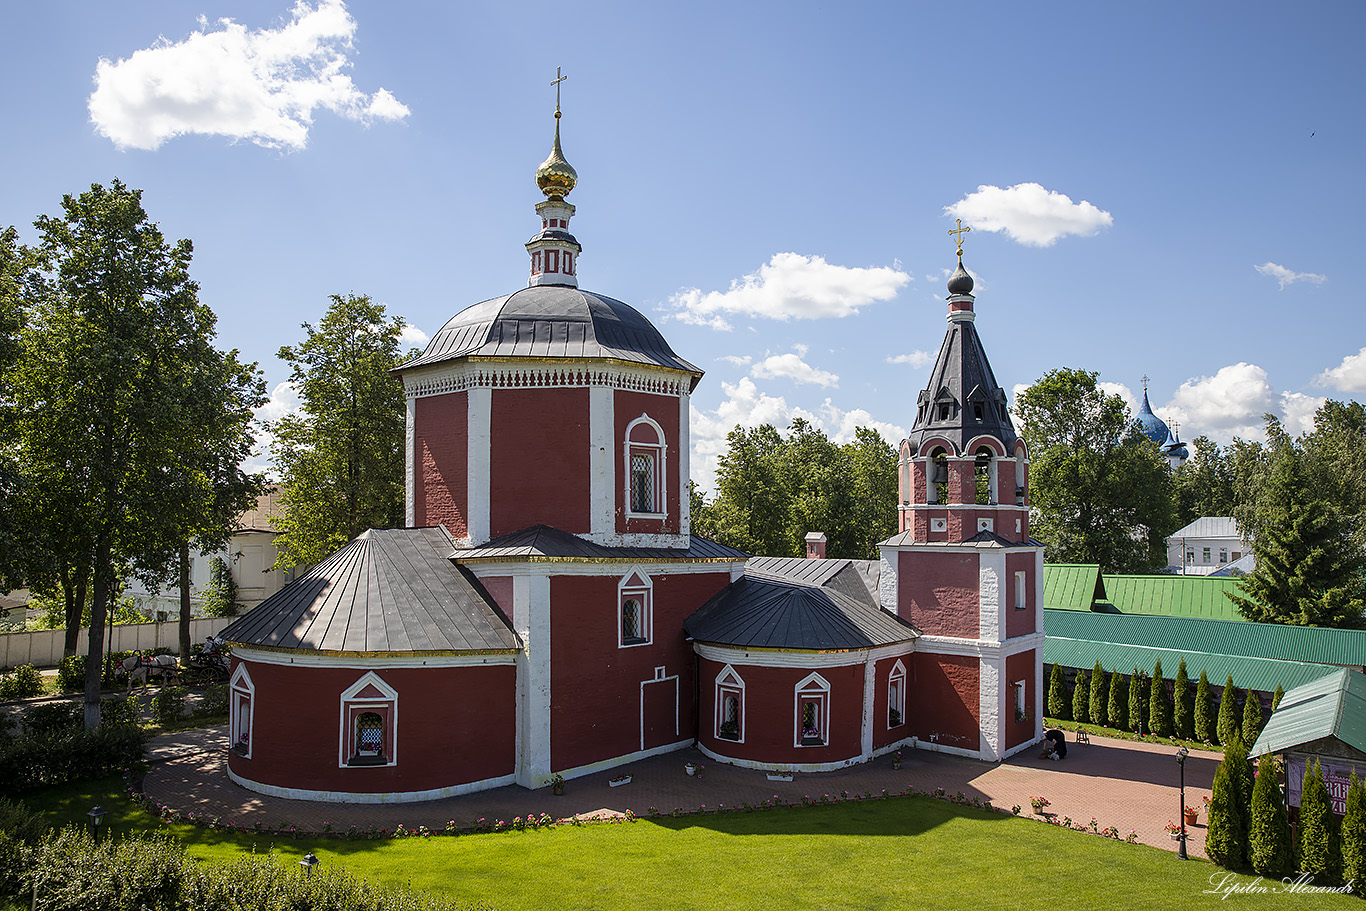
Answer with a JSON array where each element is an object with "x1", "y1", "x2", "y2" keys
[
  {"x1": 1184, "y1": 804, "x2": 1199, "y2": 826},
  {"x1": 549, "y1": 773, "x2": 565, "y2": 796},
  {"x1": 1164, "y1": 820, "x2": 1182, "y2": 840},
  {"x1": 1029, "y1": 796, "x2": 1050, "y2": 815},
  {"x1": 891, "y1": 750, "x2": 903, "y2": 770},
  {"x1": 719, "y1": 720, "x2": 740, "y2": 740},
  {"x1": 684, "y1": 761, "x2": 697, "y2": 776},
  {"x1": 609, "y1": 774, "x2": 632, "y2": 788}
]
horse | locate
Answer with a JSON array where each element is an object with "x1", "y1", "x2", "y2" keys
[{"x1": 116, "y1": 653, "x2": 181, "y2": 688}]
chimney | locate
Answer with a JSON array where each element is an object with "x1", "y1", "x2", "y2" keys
[{"x1": 805, "y1": 532, "x2": 827, "y2": 560}]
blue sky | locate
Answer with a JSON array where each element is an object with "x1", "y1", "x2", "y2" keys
[{"x1": 4, "y1": 1, "x2": 1363, "y2": 491}]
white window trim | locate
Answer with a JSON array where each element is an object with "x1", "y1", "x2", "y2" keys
[
  {"x1": 618, "y1": 566, "x2": 654, "y2": 648},
  {"x1": 230, "y1": 663, "x2": 255, "y2": 759},
  {"x1": 1013, "y1": 680, "x2": 1027, "y2": 718},
  {"x1": 624, "y1": 414, "x2": 667, "y2": 518},
  {"x1": 715, "y1": 665, "x2": 746, "y2": 743},
  {"x1": 794, "y1": 671, "x2": 831, "y2": 748},
  {"x1": 888, "y1": 659, "x2": 906, "y2": 730},
  {"x1": 1014, "y1": 571, "x2": 1027, "y2": 610},
  {"x1": 338, "y1": 671, "x2": 399, "y2": 769}
]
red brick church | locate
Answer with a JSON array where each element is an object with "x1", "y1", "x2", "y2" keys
[{"x1": 219, "y1": 101, "x2": 1044, "y2": 803}]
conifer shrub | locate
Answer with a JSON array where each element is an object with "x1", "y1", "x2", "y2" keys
[
  {"x1": 1047, "y1": 664, "x2": 1070, "y2": 721},
  {"x1": 1089, "y1": 661, "x2": 1107, "y2": 728},
  {"x1": 1128, "y1": 666, "x2": 1145, "y2": 734},
  {"x1": 1217, "y1": 675, "x2": 1241, "y2": 747},
  {"x1": 1298, "y1": 759, "x2": 1341, "y2": 884},
  {"x1": 1173, "y1": 658, "x2": 1193, "y2": 740},
  {"x1": 1071, "y1": 669, "x2": 1088, "y2": 725},
  {"x1": 1195, "y1": 670, "x2": 1215, "y2": 743},
  {"x1": 1241, "y1": 688, "x2": 1264, "y2": 746},
  {"x1": 1249, "y1": 753, "x2": 1292, "y2": 878},
  {"x1": 1108, "y1": 669, "x2": 1127, "y2": 732},
  {"x1": 1342, "y1": 771, "x2": 1366, "y2": 890},
  {"x1": 1227, "y1": 736, "x2": 1255, "y2": 865},
  {"x1": 1148, "y1": 659, "x2": 1172, "y2": 737},
  {"x1": 1205, "y1": 744, "x2": 1247, "y2": 868},
  {"x1": 1271, "y1": 684, "x2": 1285, "y2": 714}
]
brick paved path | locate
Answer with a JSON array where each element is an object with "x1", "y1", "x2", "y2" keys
[{"x1": 144, "y1": 728, "x2": 1219, "y2": 854}]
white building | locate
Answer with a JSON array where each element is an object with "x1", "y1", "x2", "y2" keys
[{"x1": 1166, "y1": 516, "x2": 1250, "y2": 575}]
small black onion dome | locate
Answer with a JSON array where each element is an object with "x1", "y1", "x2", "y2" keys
[{"x1": 947, "y1": 259, "x2": 974, "y2": 295}]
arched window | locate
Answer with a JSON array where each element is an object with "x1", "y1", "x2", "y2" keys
[
  {"x1": 340, "y1": 672, "x2": 398, "y2": 768},
  {"x1": 974, "y1": 447, "x2": 994, "y2": 505},
  {"x1": 888, "y1": 660, "x2": 906, "y2": 728},
  {"x1": 618, "y1": 567, "x2": 653, "y2": 648},
  {"x1": 624, "y1": 415, "x2": 667, "y2": 517},
  {"x1": 230, "y1": 663, "x2": 254, "y2": 758},
  {"x1": 794, "y1": 672, "x2": 831, "y2": 747},
  {"x1": 929, "y1": 448, "x2": 949, "y2": 504},
  {"x1": 715, "y1": 665, "x2": 745, "y2": 742}
]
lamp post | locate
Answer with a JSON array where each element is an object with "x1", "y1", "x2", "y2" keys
[
  {"x1": 87, "y1": 805, "x2": 107, "y2": 845},
  {"x1": 1176, "y1": 747, "x2": 1190, "y2": 860},
  {"x1": 299, "y1": 853, "x2": 320, "y2": 877}
]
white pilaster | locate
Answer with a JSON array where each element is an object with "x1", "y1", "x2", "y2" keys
[
  {"x1": 589, "y1": 386, "x2": 614, "y2": 539},
  {"x1": 467, "y1": 388, "x2": 492, "y2": 546},
  {"x1": 877, "y1": 547, "x2": 899, "y2": 613},
  {"x1": 979, "y1": 655, "x2": 1003, "y2": 760},
  {"x1": 860, "y1": 654, "x2": 876, "y2": 761},
  {"x1": 515, "y1": 573, "x2": 552, "y2": 787},
  {"x1": 404, "y1": 397, "x2": 415, "y2": 527},
  {"x1": 978, "y1": 552, "x2": 1005, "y2": 644},
  {"x1": 679, "y1": 392, "x2": 691, "y2": 537}
]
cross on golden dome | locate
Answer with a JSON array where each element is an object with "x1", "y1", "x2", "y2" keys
[{"x1": 948, "y1": 219, "x2": 971, "y2": 258}]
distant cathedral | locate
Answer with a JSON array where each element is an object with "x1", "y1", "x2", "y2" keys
[
  {"x1": 217, "y1": 81, "x2": 1045, "y2": 803},
  {"x1": 1136, "y1": 376, "x2": 1189, "y2": 469}
]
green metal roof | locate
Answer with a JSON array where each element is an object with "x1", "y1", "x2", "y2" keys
[
  {"x1": 1101, "y1": 574, "x2": 1244, "y2": 621},
  {"x1": 1045, "y1": 610, "x2": 1366, "y2": 669},
  {"x1": 1043, "y1": 637, "x2": 1339, "y2": 696},
  {"x1": 1251, "y1": 669, "x2": 1366, "y2": 758},
  {"x1": 1043, "y1": 564, "x2": 1105, "y2": 611}
]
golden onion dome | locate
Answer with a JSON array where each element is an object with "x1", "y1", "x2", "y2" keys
[{"x1": 535, "y1": 115, "x2": 577, "y2": 199}]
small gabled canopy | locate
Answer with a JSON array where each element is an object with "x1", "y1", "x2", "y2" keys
[
  {"x1": 453, "y1": 524, "x2": 749, "y2": 563},
  {"x1": 220, "y1": 527, "x2": 521, "y2": 655},
  {"x1": 1251, "y1": 669, "x2": 1366, "y2": 759},
  {"x1": 685, "y1": 568, "x2": 917, "y2": 651}
]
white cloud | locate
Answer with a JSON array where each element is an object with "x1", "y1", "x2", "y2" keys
[
  {"x1": 1315, "y1": 347, "x2": 1366, "y2": 393},
  {"x1": 1098, "y1": 381, "x2": 1139, "y2": 416},
  {"x1": 1280, "y1": 392, "x2": 1326, "y2": 437},
  {"x1": 944, "y1": 183, "x2": 1113, "y2": 247},
  {"x1": 750, "y1": 352, "x2": 839, "y2": 388},
  {"x1": 668, "y1": 253, "x2": 909, "y2": 330},
  {"x1": 242, "y1": 381, "x2": 302, "y2": 475},
  {"x1": 1254, "y1": 262, "x2": 1327, "y2": 290},
  {"x1": 88, "y1": 0, "x2": 409, "y2": 151},
  {"x1": 818, "y1": 401, "x2": 906, "y2": 450},
  {"x1": 399, "y1": 322, "x2": 429, "y2": 348},
  {"x1": 887, "y1": 350, "x2": 934, "y2": 368},
  {"x1": 717, "y1": 355, "x2": 752, "y2": 367},
  {"x1": 1164, "y1": 363, "x2": 1274, "y2": 441}
]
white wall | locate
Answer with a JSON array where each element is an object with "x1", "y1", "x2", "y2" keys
[{"x1": 0, "y1": 616, "x2": 236, "y2": 669}]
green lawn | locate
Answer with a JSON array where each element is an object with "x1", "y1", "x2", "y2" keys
[{"x1": 23, "y1": 777, "x2": 1358, "y2": 910}]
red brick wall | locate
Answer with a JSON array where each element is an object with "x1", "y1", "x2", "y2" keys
[
  {"x1": 872, "y1": 654, "x2": 913, "y2": 751},
  {"x1": 227, "y1": 659, "x2": 516, "y2": 794},
  {"x1": 1005, "y1": 649, "x2": 1036, "y2": 750},
  {"x1": 696, "y1": 656, "x2": 866, "y2": 766},
  {"x1": 898, "y1": 550, "x2": 980, "y2": 637},
  {"x1": 479, "y1": 575, "x2": 513, "y2": 625},
  {"x1": 414, "y1": 393, "x2": 467, "y2": 534},
  {"x1": 1005, "y1": 552, "x2": 1036, "y2": 639},
  {"x1": 614, "y1": 391, "x2": 681, "y2": 535},
  {"x1": 549, "y1": 570, "x2": 731, "y2": 770},
  {"x1": 911, "y1": 652, "x2": 980, "y2": 752},
  {"x1": 489, "y1": 388, "x2": 590, "y2": 537}
]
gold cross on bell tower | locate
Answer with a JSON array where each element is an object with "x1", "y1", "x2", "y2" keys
[
  {"x1": 551, "y1": 66, "x2": 567, "y2": 117},
  {"x1": 948, "y1": 218, "x2": 971, "y2": 259}
]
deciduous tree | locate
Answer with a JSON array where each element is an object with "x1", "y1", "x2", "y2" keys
[
  {"x1": 1015, "y1": 368, "x2": 1174, "y2": 572},
  {"x1": 270, "y1": 294, "x2": 407, "y2": 568}
]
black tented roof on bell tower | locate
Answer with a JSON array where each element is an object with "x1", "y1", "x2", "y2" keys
[{"x1": 904, "y1": 286, "x2": 1018, "y2": 455}]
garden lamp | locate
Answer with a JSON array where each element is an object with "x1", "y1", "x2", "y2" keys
[
  {"x1": 1175, "y1": 747, "x2": 1189, "y2": 860},
  {"x1": 299, "y1": 853, "x2": 320, "y2": 876},
  {"x1": 87, "y1": 805, "x2": 107, "y2": 844}
]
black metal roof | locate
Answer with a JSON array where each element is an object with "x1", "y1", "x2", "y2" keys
[
  {"x1": 905, "y1": 293, "x2": 1018, "y2": 455},
  {"x1": 220, "y1": 527, "x2": 521, "y2": 654},
  {"x1": 879, "y1": 529, "x2": 1044, "y2": 548},
  {"x1": 684, "y1": 571, "x2": 917, "y2": 651},
  {"x1": 452, "y1": 524, "x2": 749, "y2": 563},
  {"x1": 396, "y1": 285, "x2": 703, "y2": 385}
]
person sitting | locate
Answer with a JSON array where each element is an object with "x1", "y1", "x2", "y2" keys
[{"x1": 1041, "y1": 728, "x2": 1068, "y2": 760}]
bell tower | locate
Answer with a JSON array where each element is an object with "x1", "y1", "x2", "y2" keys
[{"x1": 878, "y1": 222, "x2": 1044, "y2": 762}]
